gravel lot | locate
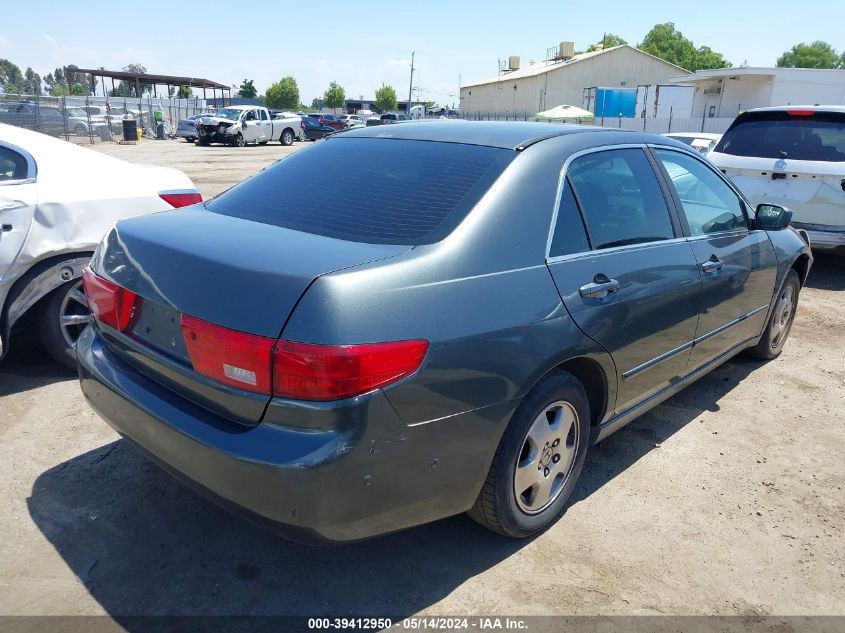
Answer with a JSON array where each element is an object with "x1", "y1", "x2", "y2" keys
[{"x1": 0, "y1": 138, "x2": 843, "y2": 619}]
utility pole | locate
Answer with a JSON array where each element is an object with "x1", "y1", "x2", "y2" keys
[{"x1": 407, "y1": 51, "x2": 415, "y2": 115}]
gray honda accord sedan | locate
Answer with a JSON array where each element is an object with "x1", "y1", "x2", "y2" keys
[{"x1": 76, "y1": 121, "x2": 812, "y2": 542}]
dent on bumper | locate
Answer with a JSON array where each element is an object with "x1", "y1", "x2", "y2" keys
[{"x1": 76, "y1": 326, "x2": 512, "y2": 542}]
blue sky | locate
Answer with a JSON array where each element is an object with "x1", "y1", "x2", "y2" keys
[{"x1": 1, "y1": 0, "x2": 843, "y2": 106}]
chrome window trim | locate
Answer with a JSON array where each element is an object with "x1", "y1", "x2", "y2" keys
[
  {"x1": 545, "y1": 143, "x2": 677, "y2": 262},
  {"x1": 0, "y1": 140, "x2": 37, "y2": 186},
  {"x1": 546, "y1": 236, "x2": 689, "y2": 265}
]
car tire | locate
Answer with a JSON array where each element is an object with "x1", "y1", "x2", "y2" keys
[
  {"x1": 468, "y1": 370, "x2": 590, "y2": 538},
  {"x1": 38, "y1": 278, "x2": 92, "y2": 371},
  {"x1": 73, "y1": 125, "x2": 87, "y2": 136},
  {"x1": 185, "y1": 136, "x2": 195, "y2": 143},
  {"x1": 281, "y1": 129, "x2": 294, "y2": 146},
  {"x1": 747, "y1": 269, "x2": 800, "y2": 360},
  {"x1": 234, "y1": 133, "x2": 246, "y2": 148}
]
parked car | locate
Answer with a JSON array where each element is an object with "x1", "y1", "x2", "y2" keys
[
  {"x1": 76, "y1": 121, "x2": 811, "y2": 543},
  {"x1": 195, "y1": 106, "x2": 301, "y2": 147},
  {"x1": 709, "y1": 106, "x2": 845, "y2": 253},
  {"x1": 0, "y1": 123, "x2": 201, "y2": 369},
  {"x1": 366, "y1": 112, "x2": 412, "y2": 126},
  {"x1": 663, "y1": 132, "x2": 722, "y2": 154},
  {"x1": 305, "y1": 113, "x2": 345, "y2": 130},
  {"x1": 300, "y1": 115, "x2": 335, "y2": 140},
  {"x1": 339, "y1": 114, "x2": 365, "y2": 127},
  {"x1": 176, "y1": 113, "x2": 211, "y2": 143},
  {"x1": 0, "y1": 102, "x2": 105, "y2": 137}
]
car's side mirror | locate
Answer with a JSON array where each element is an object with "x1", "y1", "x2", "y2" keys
[{"x1": 755, "y1": 204, "x2": 793, "y2": 230}]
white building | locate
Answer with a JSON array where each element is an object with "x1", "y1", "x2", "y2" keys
[
  {"x1": 460, "y1": 45, "x2": 690, "y2": 119},
  {"x1": 669, "y1": 67, "x2": 845, "y2": 119}
]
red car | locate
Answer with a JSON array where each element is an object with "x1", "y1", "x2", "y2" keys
[{"x1": 306, "y1": 113, "x2": 345, "y2": 130}]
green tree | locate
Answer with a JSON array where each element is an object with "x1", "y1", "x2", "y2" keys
[
  {"x1": 238, "y1": 78, "x2": 257, "y2": 99},
  {"x1": 0, "y1": 59, "x2": 25, "y2": 93},
  {"x1": 265, "y1": 76, "x2": 300, "y2": 110},
  {"x1": 323, "y1": 81, "x2": 346, "y2": 111},
  {"x1": 177, "y1": 85, "x2": 192, "y2": 99},
  {"x1": 777, "y1": 41, "x2": 842, "y2": 69},
  {"x1": 310, "y1": 97, "x2": 321, "y2": 110},
  {"x1": 23, "y1": 67, "x2": 42, "y2": 95},
  {"x1": 586, "y1": 33, "x2": 627, "y2": 52},
  {"x1": 108, "y1": 63, "x2": 149, "y2": 97},
  {"x1": 639, "y1": 22, "x2": 729, "y2": 71},
  {"x1": 374, "y1": 84, "x2": 397, "y2": 113}
]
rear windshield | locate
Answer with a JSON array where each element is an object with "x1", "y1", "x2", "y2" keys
[
  {"x1": 206, "y1": 138, "x2": 514, "y2": 245},
  {"x1": 714, "y1": 111, "x2": 845, "y2": 162}
]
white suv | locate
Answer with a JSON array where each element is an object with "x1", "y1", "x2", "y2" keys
[{"x1": 709, "y1": 106, "x2": 845, "y2": 253}]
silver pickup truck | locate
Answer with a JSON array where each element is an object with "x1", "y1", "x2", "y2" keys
[{"x1": 195, "y1": 106, "x2": 301, "y2": 147}]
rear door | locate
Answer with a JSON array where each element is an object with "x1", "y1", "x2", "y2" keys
[
  {"x1": 0, "y1": 142, "x2": 37, "y2": 280},
  {"x1": 546, "y1": 147, "x2": 702, "y2": 415},
  {"x1": 653, "y1": 148, "x2": 778, "y2": 371}
]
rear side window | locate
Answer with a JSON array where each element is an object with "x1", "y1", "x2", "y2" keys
[
  {"x1": 568, "y1": 149, "x2": 675, "y2": 249},
  {"x1": 548, "y1": 180, "x2": 590, "y2": 257},
  {"x1": 714, "y1": 111, "x2": 845, "y2": 162},
  {"x1": 207, "y1": 138, "x2": 514, "y2": 245}
]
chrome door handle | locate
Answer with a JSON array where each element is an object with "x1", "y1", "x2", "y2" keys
[
  {"x1": 579, "y1": 274, "x2": 620, "y2": 299},
  {"x1": 701, "y1": 256, "x2": 724, "y2": 274}
]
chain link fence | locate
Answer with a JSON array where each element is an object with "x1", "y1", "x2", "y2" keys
[{"x1": 0, "y1": 92, "x2": 209, "y2": 144}]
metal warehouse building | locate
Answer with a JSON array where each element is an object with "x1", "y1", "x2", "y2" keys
[
  {"x1": 669, "y1": 67, "x2": 845, "y2": 119},
  {"x1": 459, "y1": 44, "x2": 690, "y2": 119}
]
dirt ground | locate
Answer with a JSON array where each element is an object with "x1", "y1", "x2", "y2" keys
[{"x1": 0, "y1": 138, "x2": 843, "y2": 619}]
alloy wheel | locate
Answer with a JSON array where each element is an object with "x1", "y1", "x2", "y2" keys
[
  {"x1": 513, "y1": 400, "x2": 580, "y2": 514},
  {"x1": 59, "y1": 280, "x2": 92, "y2": 348},
  {"x1": 770, "y1": 284, "x2": 795, "y2": 349}
]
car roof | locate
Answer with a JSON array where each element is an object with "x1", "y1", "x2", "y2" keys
[
  {"x1": 743, "y1": 105, "x2": 845, "y2": 115},
  {"x1": 337, "y1": 120, "x2": 675, "y2": 150}
]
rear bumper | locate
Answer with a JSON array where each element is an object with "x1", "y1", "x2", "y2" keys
[
  {"x1": 792, "y1": 223, "x2": 845, "y2": 252},
  {"x1": 76, "y1": 326, "x2": 511, "y2": 542}
]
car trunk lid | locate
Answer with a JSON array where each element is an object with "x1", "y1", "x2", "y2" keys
[{"x1": 91, "y1": 207, "x2": 411, "y2": 424}]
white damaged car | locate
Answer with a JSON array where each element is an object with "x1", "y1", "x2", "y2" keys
[
  {"x1": 0, "y1": 123, "x2": 201, "y2": 369},
  {"x1": 195, "y1": 106, "x2": 301, "y2": 147}
]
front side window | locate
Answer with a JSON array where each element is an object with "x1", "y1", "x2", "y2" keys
[
  {"x1": 656, "y1": 149, "x2": 747, "y2": 236},
  {"x1": 568, "y1": 149, "x2": 675, "y2": 249}
]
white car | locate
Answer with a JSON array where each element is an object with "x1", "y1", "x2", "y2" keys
[
  {"x1": 0, "y1": 123, "x2": 201, "y2": 368},
  {"x1": 663, "y1": 132, "x2": 722, "y2": 155},
  {"x1": 709, "y1": 106, "x2": 845, "y2": 252},
  {"x1": 339, "y1": 114, "x2": 365, "y2": 127}
]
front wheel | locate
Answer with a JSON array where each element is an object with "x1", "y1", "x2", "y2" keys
[
  {"x1": 747, "y1": 269, "x2": 800, "y2": 360},
  {"x1": 468, "y1": 370, "x2": 590, "y2": 538},
  {"x1": 280, "y1": 129, "x2": 294, "y2": 146},
  {"x1": 234, "y1": 133, "x2": 246, "y2": 148},
  {"x1": 73, "y1": 125, "x2": 87, "y2": 136},
  {"x1": 38, "y1": 278, "x2": 92, "y2": 371}
]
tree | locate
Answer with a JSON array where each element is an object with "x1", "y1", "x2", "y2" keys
[
  {"x1": 310, "y1": 97, "x2": 321, "y2": 110},
  {"x1": 265, "y1": 76, "x2": 300, "y2": 110},
  {"x1": 176, "y1": 85, "x2": 192, "y2": 99},
  {"x1": 777, "y1": 41, "x2": 842, "y2": 69},
  {"x1": 0, "y1": 59, "x2": 25, "y2": 93},
  {"x1": 238, "y1": 79, "x2": 257, "y2": 99},
  {"x1": 586, "y1": 33, "x2": 627, "y2": 52},
  {"x1": 23, "y1": 68, "x2": 42, "y2": 95},
  {"x1": 323, "y1": 81, "x2": 346, "y2": 111},
  {"x1": 639, "y1": 22, "x2": 729, "y2": 71},
  {"x1": 108, "y1": 63, "x2": 149, "y2": 97},
  {"x1": 374, "y1": 84, "x2": 397, "y2": 113}
]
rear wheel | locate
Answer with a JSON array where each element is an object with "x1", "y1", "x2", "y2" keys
[
  {"x1": 281, "y1": 129, "x2": 294, "y2": 146},
  {"x1": 747, "y1": 269, "x2": 800, "y2": 360},
  {"x1": 38, "y1": 278, "x2": 92, "y2": 371},
  {"x1": 468, "y1": 370, "x2": 590, "y2": 538}
]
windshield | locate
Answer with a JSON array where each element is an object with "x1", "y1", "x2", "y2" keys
[
  {"x1": 714, "y1": 111, "x2": 845, "y2": 162},
  {"x1": 65, "y1": 107, "x2": 87, "y2": 118},
  {"x1": 215, "y1": 108, "x2": 243, "y2": 121},
  {"x1": 207, "y1": 138, "x2": 515, "y2": 245}
]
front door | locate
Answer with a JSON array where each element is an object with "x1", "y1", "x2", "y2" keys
[
  {"x1": 241, "y1": 110, "x2": 262, "y2": 143},
  {"x1": 547, "y1": 148, "x2": 702, "y2": 414},
  {"x1": 652, "y1": 148, "x2": 778, "y2": 371}
]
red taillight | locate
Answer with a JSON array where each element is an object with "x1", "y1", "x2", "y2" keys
[
  {"x1": 81, "y1": 268, "x2": 137, "y2": 332},
  {"x1": 786, "y1": 109, "x2": 815, "y2": 116},
  {"x1": 181, "y1": 315, "x2": 275, "y2": 394},
  {"x1": 159, "y1": 191, "x2": 203, "y2": 208},
  {"x1": 273, "y1": 339, "x2": 429, "y2": 401}
]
